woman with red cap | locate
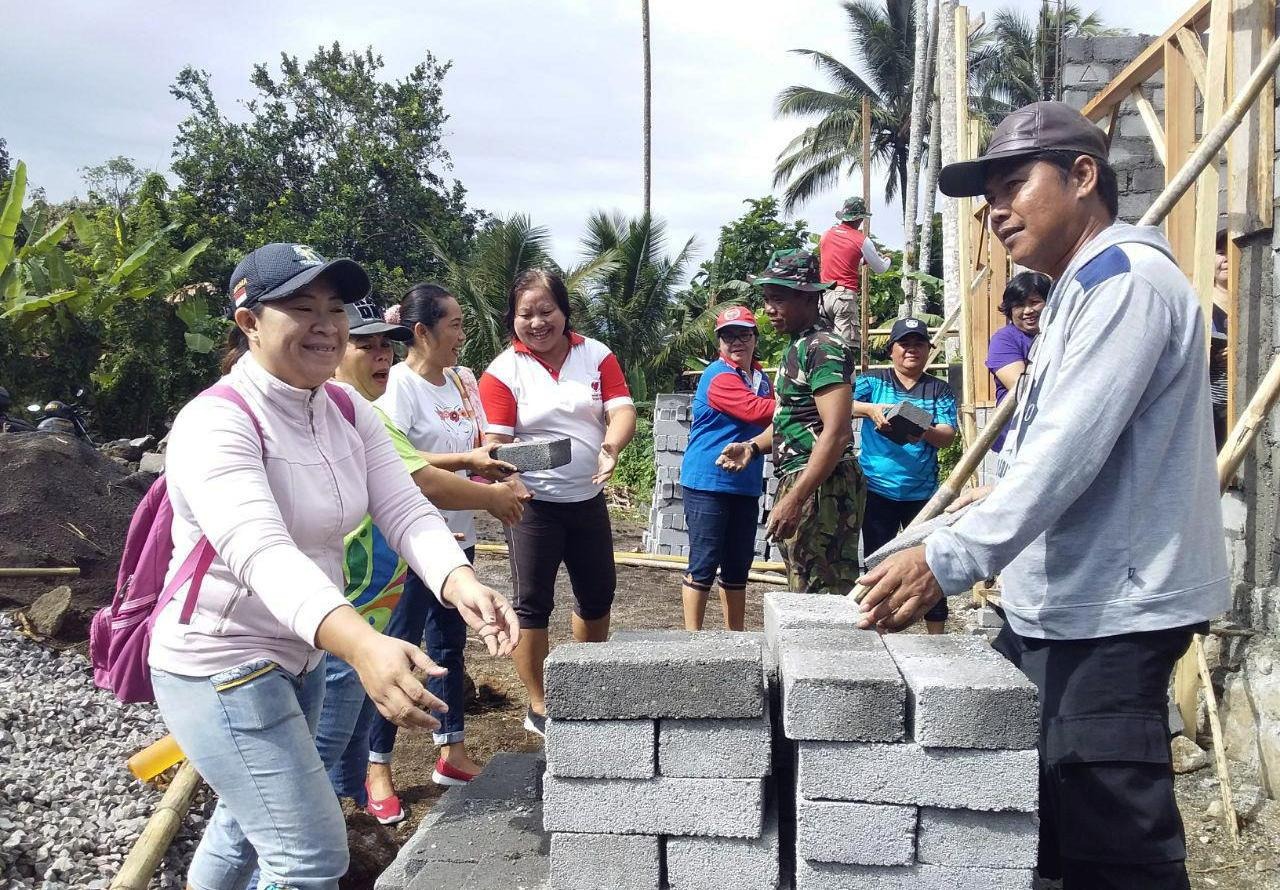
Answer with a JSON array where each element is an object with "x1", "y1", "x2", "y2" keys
[{"x1": 678, "y1": 307, "x2": 775, "y2": 630}]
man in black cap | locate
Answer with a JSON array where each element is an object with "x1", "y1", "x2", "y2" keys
[{"x1": 857, "y1": 101, "x2": 1228, "y2": 889}]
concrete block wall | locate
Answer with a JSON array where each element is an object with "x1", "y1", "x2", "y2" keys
[
  {"x1": 766, "y1": 592, "x2": 1040, "y2": 890},
  {"x1": 646, "y1": 393, "x2": 777, "y2": 562},
  {"x1": 1061, "y1": 34, "x2": 1164, "y2": 224},
  {"x1": 543, "y1": 631, "x2": 778, "y2": 890}
]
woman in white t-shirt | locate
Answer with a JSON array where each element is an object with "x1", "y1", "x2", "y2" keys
[{"x1": 371, "y1": 283, "x2": 522, "y2": 799}]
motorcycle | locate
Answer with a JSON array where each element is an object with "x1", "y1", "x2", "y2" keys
[
  {"x1": 0, "y1": 386, "x2": 38, "y2": 433},
  {"x1": 26, "y1": 389, "x2": 95, "y2": 444}
]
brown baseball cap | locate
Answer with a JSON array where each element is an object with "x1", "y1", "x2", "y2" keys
[{"x1": 939, "y1": 101, "x2": 1109, "y2": 198}]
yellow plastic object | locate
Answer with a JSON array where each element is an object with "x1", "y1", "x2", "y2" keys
[{"x1": 127, "y1": 734, "x2": 185, "y2": 782}]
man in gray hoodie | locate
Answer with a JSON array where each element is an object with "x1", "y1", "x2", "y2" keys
[{"x1": 856, "y1": 101, "x2": 1229, "y2": 889}]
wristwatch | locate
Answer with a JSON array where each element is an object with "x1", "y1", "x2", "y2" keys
[{"x1": 749, "y1": 441, "x2": 762, "y2": 459}]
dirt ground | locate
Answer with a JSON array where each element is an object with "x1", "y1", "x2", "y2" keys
[
  {"x1": 0, "y1": 432, "x2": 147, "y2": 636},
  {"x1": 346, "y1": 513, "x2": 1280, "y2": 890}
]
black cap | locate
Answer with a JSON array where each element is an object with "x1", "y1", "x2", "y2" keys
[
  {"x1": 228, "y1": 243, "x2": 371, "y2": 313},
  {"x1": 888, "y1": 317, "x2": 931, "y2": 346},
  {"x1": 345, "y1": 298, "x2": 412, "y2": 341},
  {"x1": 939, "y1": 101, "x2": 1109, "y2": 198}
]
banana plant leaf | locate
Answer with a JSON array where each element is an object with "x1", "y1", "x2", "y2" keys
[{"x1": 0, "y1": 161, "x2": 27, "y2": 272}]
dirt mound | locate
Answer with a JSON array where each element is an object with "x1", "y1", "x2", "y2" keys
[{"x1": 0, "y1": 432, "x2": 152, "y2": 639}]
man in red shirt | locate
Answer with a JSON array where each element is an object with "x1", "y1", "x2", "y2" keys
[{"x1": 818, "y1": 196, "x2": 891, "y2": 345}]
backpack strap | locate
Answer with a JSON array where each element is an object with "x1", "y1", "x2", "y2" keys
[
  {"x1": 323, "y1": 382, "x2": 357, "y2": 427},
  {"x1": 202, "y1": 384, "x2": 266, "y2": 452}
]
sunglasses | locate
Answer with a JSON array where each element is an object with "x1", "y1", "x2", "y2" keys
[{"x1": 719, "y1": 329, "x2": 757, "y2": 343}]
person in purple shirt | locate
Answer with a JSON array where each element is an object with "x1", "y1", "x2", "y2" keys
[{"x1": 986, "y1": 271, "x2": 1050, "y2": 452}]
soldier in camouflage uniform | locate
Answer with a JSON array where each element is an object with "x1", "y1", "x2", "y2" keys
[{"x1": 716, "y1": 249, "x2": 865, "y2": 595}]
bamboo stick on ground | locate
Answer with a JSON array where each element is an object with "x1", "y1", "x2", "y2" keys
[
  {"x1": 1197, "y1": 633, "x2": 1240, "y2": 846},
  {"x1": 0, "y1": 567, "x2": 80, "y2": 578},
  {"x1": 110, "y1": 761, "x2": 201, "y2": 890}
]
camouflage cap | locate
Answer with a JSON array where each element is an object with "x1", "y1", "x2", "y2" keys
[
  {"x1": 836, "y1": 196, "x2": 872, "y2": 221},
  {"x1": 751, "y1": 248, "x2": 831, "y2": 293}
]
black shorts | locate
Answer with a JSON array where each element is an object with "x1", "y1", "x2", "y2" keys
[
  {"x1": 505, "y1": 492, "x2": 616, "y2": 630},
  {"x1": 860, "y1": 489, "x2": 947, "y2": 622},
  {"x1": 993, "y1": 620, "x2": 1203, "y2": 886}
]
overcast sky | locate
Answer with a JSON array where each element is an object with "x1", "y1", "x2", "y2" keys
[{"x1": 6, "y1": 0, "x2": 1174, "y2": 273}]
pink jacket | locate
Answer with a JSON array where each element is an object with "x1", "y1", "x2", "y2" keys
[{"x1": 148, "y1": 355, "x2": 468, "y2": 677}]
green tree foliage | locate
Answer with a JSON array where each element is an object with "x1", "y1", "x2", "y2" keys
[
  {"x1": 0, "y1": 137, "x2": 10, "y2": 186},
  {"x1": 773, "y1": 0, "x2": 920, "y2": 211},
  {"x1": 773, "y1": 0, "x2": 1118, "y2": 211},
  {"x1": 575, "y1": 212, "x2": 694, "y2": 402},
  {"x1": 969, "y1": 4, "x2": 1122, "y2": 113},
  {"x1": 0, "y1": 161, "x2": 216, "y2": 437},
  {"x1": 80, "y1": 156, "x2": 147, "y2": 214},
  {"x1": 169, "y1": 43, "x2": 481, "y2": 301}
]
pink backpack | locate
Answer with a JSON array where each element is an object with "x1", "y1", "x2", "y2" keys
[{"x1": 90, "y1": 382, "x2": 355, "y2": 702}]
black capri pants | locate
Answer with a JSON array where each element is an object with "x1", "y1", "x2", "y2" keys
[
  {"x1": 994, "y1": 618, "x2": 1203, "y2": 890},
  {"x1": 505, "y1": 492, "x2": 616, "y2": 630}
]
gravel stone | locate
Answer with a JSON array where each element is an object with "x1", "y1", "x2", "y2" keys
[{"x1": 0, "y1": 614, "x2": 210, "y2": 889}]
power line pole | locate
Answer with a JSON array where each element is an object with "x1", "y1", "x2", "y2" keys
[{"x1": 642, "y1": 0, "x2": 652, "y2": 218}]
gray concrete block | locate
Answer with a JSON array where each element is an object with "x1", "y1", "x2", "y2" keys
[
  {"x1": 545, "y1": 719, "x2": 655, "y2": 779},
  {"x1": 659, "y1": 710, "x2": 772, "y2": 778},
  {"x1": 545, "y1": 636, "x2": 764, "y2": 719},
  {"x1": 878, "y1": 400, "x2": 935, "y2": 445},
  {"x1": 666, "y1": 799, "x2": 780, "y2": 889},
  {"x1": 795, "y1": 861, "x2": 1033, "y2": 890},
  {"x1": 493, "y1": 437, "x2": 571, "y2": 472},
  {"x1": 543, "y1": 773, "x2": 765, "y2": 838},
  {"x1": 763, "y1": 591, "x2": 861, "y2": 647},
  {"x1": 780, "y1": 630, "x2": 906, "y2": 742},
  {"x1": 795, "y1": 800, "x2": 915, "y2": 866},
  {"x1": 882, "y1": 634, "x2": 1038, "y2": 750},
  {"x1": 139, "y1": 451, "x2": 165, "y2": 473},
  {"x1": 609, "y1": 629, "x2": 777, "y2": 685},
  {"x1": 917, "y1": 808, "x2": 1039, "y2": 868},
  {"x1": 797, "y1": 742, "x2": 1038, "y2": 811},
  {"x1": 550, "y1": 833, "x2": 659, "y2": 890}
]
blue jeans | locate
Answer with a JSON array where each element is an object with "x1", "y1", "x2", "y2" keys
[
  {"x1": 152, "y1": 659, "x2": 347, "y2": 890},
  {"x1": 682, "y1": 486, "x2": 760, "y2": 589},
  {"x1": 369, "y1": 548, "x2": 473, "y2": 759},
  {"x1": 314, "y1": 655, "x2": 378, "y2": 806}
]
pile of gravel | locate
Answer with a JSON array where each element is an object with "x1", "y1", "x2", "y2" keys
[{"x1": 0, "y1": 614, "x2": 208, "y2": 889}]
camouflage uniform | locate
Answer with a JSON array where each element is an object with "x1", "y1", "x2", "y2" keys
[{"x1": 772, "y1": 320, "x2": 865, "y2": 595}]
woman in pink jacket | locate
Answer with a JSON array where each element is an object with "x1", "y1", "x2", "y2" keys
[{"x1": 148, "y1": 243, "x2": 518, "y2": 890}]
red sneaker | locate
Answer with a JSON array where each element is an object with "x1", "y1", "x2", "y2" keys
[
  {"x1": 364, "y1": 784, "x2": 405, "y2": 825},
  {"x1": 432, "y1": 756, "x2": 479, "y2": 787}
]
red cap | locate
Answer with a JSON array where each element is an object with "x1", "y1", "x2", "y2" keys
[{"x1": 714, "y1": 306, "x2": 757, "y2": 333}]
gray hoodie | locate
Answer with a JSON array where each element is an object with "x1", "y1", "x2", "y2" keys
[{"x1": 926, "y1": 223, "x2": 1230, "y2": 639}]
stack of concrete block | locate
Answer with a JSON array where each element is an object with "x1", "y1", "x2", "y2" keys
[
  {"x1": 765, "y1": 591, "x2": 1041, "y2": 890},
  {"x1": 646, "y1": 392, "x2": 775, "y2": 562},
  {"x1": 542, "y1": 632, "x2": 779, "y2": 890}
]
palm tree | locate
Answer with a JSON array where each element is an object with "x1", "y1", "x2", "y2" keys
[
  {"x1": 576, "y1": 211, "x2": 694, "y2": 400},
  {"x1": 773, "y1": 0, "x2": 918, "y2": 212},
  {"x1": 422, "y1": 214, "x2": 617, "y2": 370},
  {"x1": 969, "y1": 2, "x2": 1122, "y2": 115},
  {"x1": 773, "y1": 0, "x2": 1121, "y2": 212}
]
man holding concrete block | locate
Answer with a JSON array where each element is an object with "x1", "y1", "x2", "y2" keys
[
  {"x1": 856, "y1": 101, "x2": 1229, "y2": 889},
  {"x1": 718, "y1": 249, "x2": 864, "y2": 595}
]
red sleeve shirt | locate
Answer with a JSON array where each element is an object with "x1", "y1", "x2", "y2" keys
[
  {"x1": 706, "y1": 365, "x2": 775, "y2": 426},
  {"x1": 818, "y1": 224, "x2": 866, "y2": 290},
  {"x1": 478, "y1": 334, "x2": 634, "y2": 502}
]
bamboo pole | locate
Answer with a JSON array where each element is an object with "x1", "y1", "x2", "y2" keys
[
  {"x1": 926, "y1": 303, "x2": 964, "y2": 370},
  {"x1": 900, "y1": 0, "x2": 933, "y2": 303},
  {"x1": 1217, "y1": 348, "x2": 1280, "y2": 483},
  {"x1": 0, "y1": 567, "x2": 80, "y2": 578},
  {"x1": 1197, "y1": 633, "x2": 1241, "y2": 845},
  {"x1": 110, "y1": 761, "x2": 201, "y2": 890},
  {"x1": 861, "y1": 94, "x2": 872, "y2": 373},
  {"x1": 472, "y1": 541, "x2": 787, "y2": 575},
  {"x1": 1139, "y1": 31, "x2": 1280, "y2": 227}
]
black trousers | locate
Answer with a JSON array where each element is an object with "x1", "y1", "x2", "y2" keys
[
  {"x1": 860, "y1": 489, "x2": 947, "y2": 621},
  {"x1": 993, "y1": 620, "x2": 1203, "y2": 890}
]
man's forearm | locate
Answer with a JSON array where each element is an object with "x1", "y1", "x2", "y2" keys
[{"x1": 748, "y1": 425, "x2": 774, "y2": 452}]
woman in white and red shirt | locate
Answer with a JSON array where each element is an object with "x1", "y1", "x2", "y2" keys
[{"x1": 479, "y1": 268, "x2": 636, "y2": 736}]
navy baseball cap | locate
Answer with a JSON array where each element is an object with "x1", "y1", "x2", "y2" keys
[
  {"x1": 345, "y1": 298, "x2": 412, "y2": 341},
  {"x1": 888, "y1": 317, "x2": 931, "y2": 345},
  {"x1": 228, "y1": 243, "x2": 370, "y2": 313}
]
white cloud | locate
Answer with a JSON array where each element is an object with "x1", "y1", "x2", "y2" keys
[{"x1": 6, "y1": 0, "x2": 1177, "y2": 276}]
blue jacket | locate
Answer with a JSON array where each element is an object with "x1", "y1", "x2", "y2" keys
[{"x1": 681, "y1": 359, "x2": 774, "y2": 496}]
